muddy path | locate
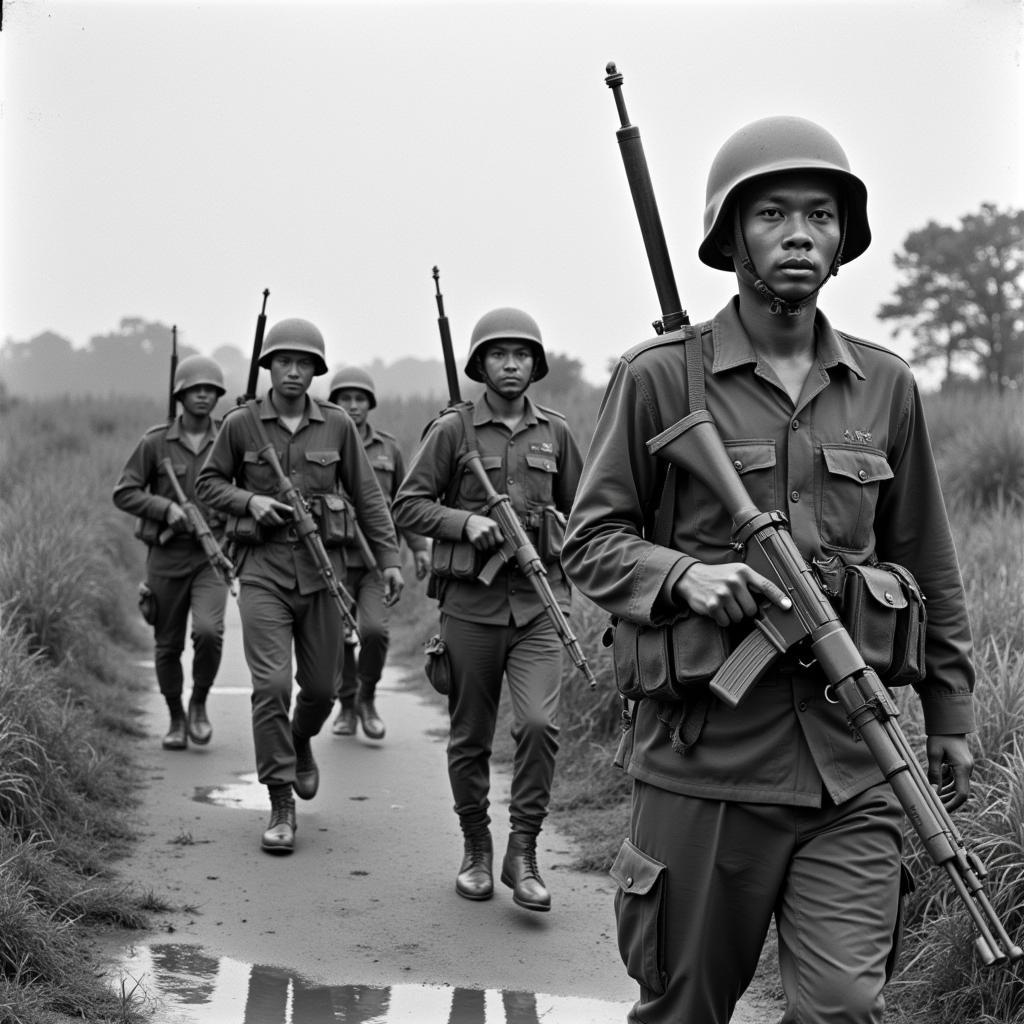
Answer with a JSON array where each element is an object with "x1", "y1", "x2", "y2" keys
[{"x1": 107, "y1": 601, "x2": 782, "y2": 1022}]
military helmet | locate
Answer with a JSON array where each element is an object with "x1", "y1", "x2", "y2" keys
[
  {"x1": 464, "y1": 307, "x2": 548, "y2": 383},
  {"x1": 172, "y1": 354, "x2": 225, "y2": 397},
  {"x1": 328, "y1": 366, "x2": 377, "y2": 408},
  {"x1": 698, "y1": 116, "x2": 870, "y2": 272},
  {"x1": 258, "y1": 317, "x2": 328, "y2": 376}
]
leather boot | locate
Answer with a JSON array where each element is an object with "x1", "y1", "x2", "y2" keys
[
  {"x1": 261, "y1": 791, "x2": 296, "y2": 855},
  {"x1": 186, "y1": 699, "x2": 212, "y2": 745},
  {"x1": 501, "y1": 832, "x2": 550, "y2": 912},
  {"x1": 292, "y1": 730, "x2": 320, "y2": 800},
  {"x1": 332, "y1": 704, "x2": 357, "y2": 736},
  {"x1": 162, "y1": 706, "x2": 188, "y2": 750},
  {"x1": 456, "y1": 832, "x2": 493, "y2": 901},
  {"x1": 356, "y1": 694, "x2": 386, "y2": 740}
]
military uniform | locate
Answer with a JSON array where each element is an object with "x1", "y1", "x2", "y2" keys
[
  {"x1": 392, "y1": 394, "x2": 583, "y2": 838},
  {"x1": 335, "y1": 423, "x2": 428, "y2": 718},
  {"x1": 113, "y1": 416, "x2": 228, "y2": 719},
  {"x1": 195, "y1": 393, "x2": 400, "y2": 790}
]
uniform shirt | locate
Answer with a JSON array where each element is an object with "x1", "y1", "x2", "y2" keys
[
  {"x1": 392, "y1": 394, "x2": 584, "y2": 627},
  {"x1": 563, "y1": 298, "x2": 976, "y2": 807},
  {"x1": 195, "y1": 392, "x2": 400, "y2": 595},
  {"x1": 112, "y1": 416, "x2": 223, "y2": 579},
  {"x1": 345, "y1": 420, "x2": 428, "y2": 570}
]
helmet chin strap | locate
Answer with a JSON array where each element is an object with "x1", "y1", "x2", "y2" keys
[{"x1": 732, "y1": 206, "x2": 848, "y2": 316}]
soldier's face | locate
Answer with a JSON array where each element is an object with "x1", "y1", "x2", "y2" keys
[
  {"x1": 730, "y1": 171, "x2": 842, "y2": 301},
  {"x1": 179, "y1": 384, "x2": 221, "y2": 417},
  {"x1": 482, "y1": 341, "x2": 535, "y2": 399},
  {"x1": 333, "y1": 388, "x2": 371, "y2": 426},
  {"x1": 270, "y1": 352, "x2": 316, "y2": 397}
]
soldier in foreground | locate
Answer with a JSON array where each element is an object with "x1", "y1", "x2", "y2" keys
[
  {"x1": 113, "y1": 354, "x2": 230, "y2": 750},
  {"x1": 563, "y1": 117, "x2": 976, "y2": 1021},
  {"x1": 327, "y1": 366, "x2": 430, "y2": 741},
  {"x1": 393, "y1": 308, "x2": 583, "y2": 912},
  {"x1": 196, "y1": 319, "x2": 402, "y2": 855}
]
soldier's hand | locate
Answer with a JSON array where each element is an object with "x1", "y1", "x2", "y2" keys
[
  {"x1": 464, "y1": 514, "x2": 503, "y2": 551},
  {"x1": 674, "y1": 562, "x2": 791, "y2": 627},
  {"x1": 413, "y1": 549, "x2": 431, "y2": 580},
  {"x1": 248, "y1": 494, "x2": 293, "y2": 526},
  {"x1": 926, "y1": 734, "x2": 973, "y2": 811},
  {"x1": 382, "y1": 566, "x2": 404, "y2": 607},
  {"x1": 165, "y1": 502, "x2": 189, "y2": 530}
]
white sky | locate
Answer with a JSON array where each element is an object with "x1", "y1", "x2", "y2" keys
[{"x1": 3, "y1": 0, "x2": 1023, "y2": 385}]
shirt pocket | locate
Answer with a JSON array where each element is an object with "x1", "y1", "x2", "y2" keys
[
  {"x1": 457, "y1": 455, "x2": 502, "y2": 507},
  {"x1": 371, "y1": 454, "x2": 395, "y2": 496},
  {"x1": 689, "y1": 440, "x2": 777, "y2": 544},
  {"x1": 610, "y1": 838, "x2": 668, "y2": 996},
  {"x1": 819, "y1": 444, "x2": 893, "y2": 552},
  {"x1": 304, "y1": 450, "x2": 341, "y2": 492},
  {"x1": 242, "y1": 448, "x2": 279, "y2": 494},
  {"x1": 524, "y1": 452, "x2": 558, "y2": 505}
]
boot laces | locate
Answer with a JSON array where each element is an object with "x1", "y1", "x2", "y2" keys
[
  {"x1": 465, "y1": 834, "x2": 490, "y2": 865},
  {"x1": 269, "y1": 794, "x2": 295, "y2": 828}
]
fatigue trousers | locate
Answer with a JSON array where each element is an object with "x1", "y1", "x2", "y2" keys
[
  {"x1": 617, "y1": 780, "x2": 903, "y2": 1024},
  {"x1": 334, "y1": 565, "x2": 389, "y2": 706},
  {"x1": 238, "y1": 580, "x2": 342, "y2": 788},
  {"x1": 148, "y1": 563, "x2": 227, "y2": 703},
  {"x1": 440, "y1": 612, "x2": 562, "y2": 837}
]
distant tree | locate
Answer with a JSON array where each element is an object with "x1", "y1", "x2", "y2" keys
[
  {"x1": 0, "y1": 330, "x2": 81, "y2": 397},
  {"x1": 878, "y1": 204, "x2": 1024, "y2": 391}
]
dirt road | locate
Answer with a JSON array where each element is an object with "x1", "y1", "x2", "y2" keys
[{"x1": 109, "y1": 601, "x2": 781, "y2": 1022}]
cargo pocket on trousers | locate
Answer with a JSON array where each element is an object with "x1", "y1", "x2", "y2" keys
[{"x1": 610, "y1": 838, "x2": 667, "y2": 996}]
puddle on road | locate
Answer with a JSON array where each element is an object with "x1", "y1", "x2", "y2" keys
[
  {"x1": 194, "y1": 771, "x2": 267, "y2": 810},
  {"x1": 114, "y1": 943, "x2": 631, "y2": 1023}
]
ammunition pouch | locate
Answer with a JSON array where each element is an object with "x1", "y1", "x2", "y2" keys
[
  {"x1": 137, "y1": 581, "x2": 157, "y2": 626},
  {"x1": 310, "y1": 493, "x2": 356, "y2": 550},
  {"x1": 536, "y1": 506, "x2": 566, "y2": 564},
  {"x1": 133, "y1": 517, "x2": 163, "y2": 546},
  {"x1": 429, "y1": 539, "x2": 484, "y2": 582},
  {"x1": 224, "y1": 514, "x2": 265, "y2": 546},
  {"x1": 423, "y1": 634, "x2": 451, "y2": 696},
  {"x1": 839, "y1": 562, "x2": 927, "y2": 686},
  {"x1": 609, "y1": 614, "x2": 733, "y2": 703}
]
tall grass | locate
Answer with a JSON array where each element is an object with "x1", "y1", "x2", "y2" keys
[{"x1": 0, "y1": 396, "x2": 161, "y2": 1024}]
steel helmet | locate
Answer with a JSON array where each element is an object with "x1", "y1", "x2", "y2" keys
[
  {"x1": 328, "y1": 366, "x2": 377, "y2": 408},
  {"x1": 258, "y1": 318, "x2": 329, "y2": 376},
  {"x1": 172, "y1": 354, "x2": 226, "y2": 397},
  {"x1": 698, "y1": 116, "x2": 870, "y2": 272},
  {"x1": 464, "y1": 307, "x2": 548, "y2": 383}
]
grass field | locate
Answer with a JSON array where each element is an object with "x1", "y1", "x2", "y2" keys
[{"x1": 0, "y1": 386, "x2": 1021, "y2": 1022}]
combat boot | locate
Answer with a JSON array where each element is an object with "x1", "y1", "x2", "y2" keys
[
  {"x1": 186, "y1": 698, "x2": 212, "y2": 745},
  {"x1": 356, "y1": 692, "x2": 386, "y2": 740},
  {"x1": 501, "y1": 831, "x2": 550, "y2": 912},
  {"x1": 261, "y1": 790, "x2": 296, "y2": 855},
  {"x1": 332, "y1": 704, "x2": 357, "y2": 736},
  {"x1": 292, "y1": 729, "x2": 320, "y2": 800},
  {"x1": 455, "y1": 831, "x2": 493, "y2": 901},
  {"x1": 162, "y1": 704, "x2": 188, "y2": 751}
]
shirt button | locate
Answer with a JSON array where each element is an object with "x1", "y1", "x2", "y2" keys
[
  {"x1": 732, "y1": 460, "x2": 743, "y2": 471},
  {"x1": 798, "y1": 700, "x2": 808, "y2": 712},
  {"x1": 790, "y1": 490, "x2": 800, "y2": 502},
  {"x1": 858, "y1": 469, "x2": 867, "y2": 481},
  {"x1": 625, "y1": 876, "x2": 634, "y2": 888},
  {"x1": 507, "y1": 478, "x2": 515, "y2": 487},
  {"x1": 791, "y1": 419, "x2": 800, "y2": 430}
]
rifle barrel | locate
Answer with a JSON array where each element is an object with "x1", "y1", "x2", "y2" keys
[
  {"x1": 433, "y1": 267, "x2": 462, "y2": 404},
  {"x1": 242, "y1": 288, "x2": 271, "y2": 404},
  {"x1": 168, "y1": 325, "x2": 179, "y2": 422}
]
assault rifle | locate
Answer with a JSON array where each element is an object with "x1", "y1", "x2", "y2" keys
[
  {"x1": 430, "y1": 267, "x2": 596, "y2": 689},
  {"x1": 240, "y1": 289, "x2": 271, "y2": 404},
  {"x1": 605, "y1": 61, "x2": 1022, "y2": 964},
  {"x1": 168, "y1": 325, "x2": 179, "y2": 421},
  {"x1": 158, "y1": 457, "x2": 237, "y2": 596}
]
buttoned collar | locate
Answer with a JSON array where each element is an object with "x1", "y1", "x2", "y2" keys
[
  {"x1": 360, "y1": 420, "x2": 383, "y2": 448},
  {"x1": 472, "y1": 392, "x2": 547, "y2": 428},
  {"x1": 166, "y1": 415, "x2": 219, "y2": 447},
  {"x1": 258, "y1": 391, "x2": 325, "y2": 427},
  {"x1": 711, "y1": 297, "x2": 865, "y2": 381}
]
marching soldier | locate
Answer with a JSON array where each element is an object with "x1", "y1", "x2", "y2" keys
[
  {"x1": 327, "y1": 366, "x2": 430, "y2": 741},
  {"x1": 113, "y1": 354, "x2": 230, "y2": 750},
  {"x1": 196, "y1": 318, "x2": 403, "y2": 855},
  {"x1": 392, "y1": 308, "x2": 584, "y2": 912}
]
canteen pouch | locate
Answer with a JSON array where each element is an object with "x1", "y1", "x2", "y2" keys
[
  {"x1": 841, "y1": 562, "x2": 926, "y2": 686},
  {"x1": 137, "y1": 582, "x2": 157, "y2": 626},
  {"x1": 225, "y1": 514, "x2": 264, "y2": 546},
  {"x1": 423, "y1": 634, "x2": 451, "y2": 696},
  {"x1": 611, "y1": 614, "x2": 731, "y2": 703},
  {"x1": 536, "y1": 506, "x2": 567, "y2": 563},
  {"x1": 310, "y1": 493, "x2": 356, "y2": 549},
  {"x1": 429, "y1": 539, "x2": 484, "y2": 581}
]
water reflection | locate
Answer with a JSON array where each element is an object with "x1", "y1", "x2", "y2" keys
[{"x1": 116, "y1": 943, "x2": 629, "y2": 1023}]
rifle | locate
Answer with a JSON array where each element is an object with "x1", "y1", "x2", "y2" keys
[
  {"x1": 605, "y1": 60, "x2": 1022, "y2": 965},
  {"x1": 246, "y1": 411, "x2": 361, "y2": 641},
  {"x1": 240, "y1": 289, "x2": 271, "y2": 405},
  {"x1": 430, "y1": 267, "x2": 597, "y2": 690},
  {"x1": 168, "y1": 325, "x2": 179, "y2": 422},
  {"x1": 158, "y1": 457, "x2": 237, "y2": 596}
]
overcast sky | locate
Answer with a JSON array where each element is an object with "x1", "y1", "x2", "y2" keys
[{"x1": 3, "y1": 0, "x2": 1022, "y2": 386}]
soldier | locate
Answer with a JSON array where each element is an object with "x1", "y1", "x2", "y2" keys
[
  {"x1": 392, "y1": 308, "x2": 584, "y2": 912},
  {"x1": 327, "y1": 366, "x2": 430, "y2": 741},
  {"x1": 113, "y1": 354, "x2": 230, "y2": 750},
  {"x1": 196, "y1": 318, "x2": 403, "y2": 855},
  {"x1": 562, "y1": 117, "x2": 976, "y2": 1023}
]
